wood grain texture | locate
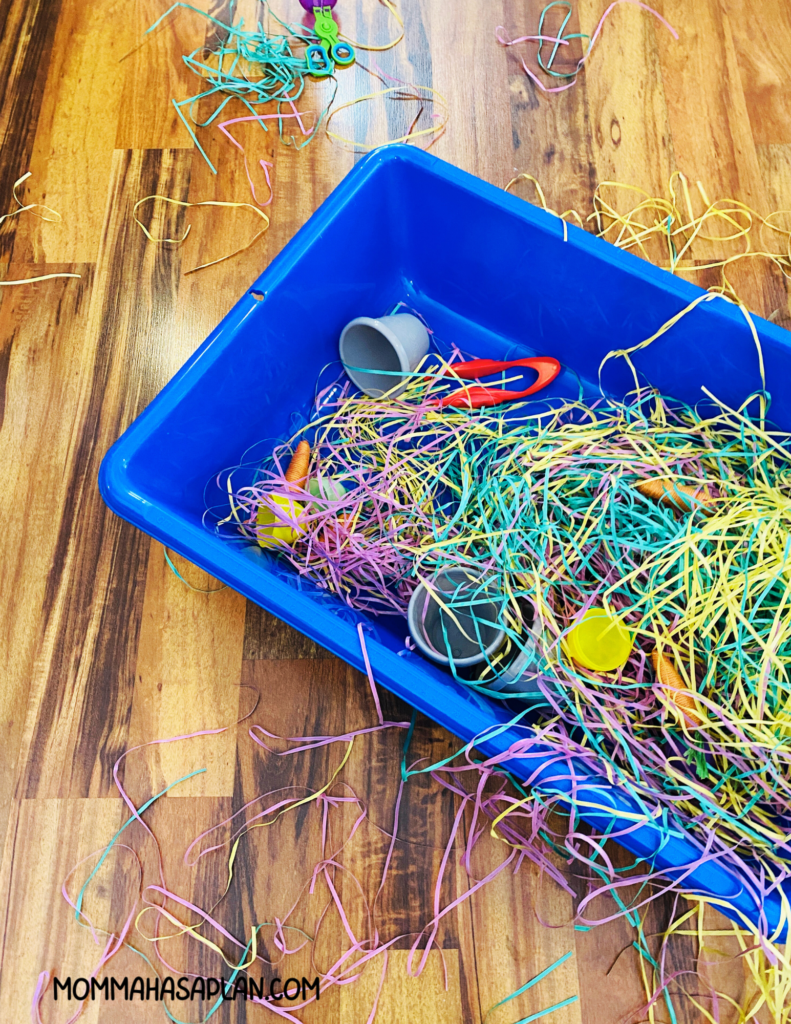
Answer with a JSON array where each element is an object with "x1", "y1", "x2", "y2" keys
[
  {"x1": 12, "y1": 148, "x2": 191, "y2": 808},
  {"x1": 244, "y1": 603, "x2": 334, "y2": 660},
  {"x1": 19, "y1": 0, "x2": 134, "y2": 264},
  {"x1": 115, "y1": 0, "x2": 212, "y2": 150},
  {"x1": 0, "y1": 0, "x2": 64, "y2": 261},
  {"x1": 1, "y1": 1, "x2": 790, "y2": 1021},
  {"x1": 0, "y1": 799, "x2": 123, "y2": 1022},
  {"x1": 0, "y1": 264, "x2": 94, "y2": 847},
  {"x1": 128, "y1": 542, "x2": 246, "y2": 799},
  {"x1": 578, "y1": 0, "x2": 675, "y2": 194},
  {"x1": 724, "y1": 0, "x2": 791, "y2": 146}
]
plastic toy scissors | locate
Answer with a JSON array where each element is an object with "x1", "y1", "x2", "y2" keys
[
  {"x1": 434, "y1": 356, "x2": 561, "y2": 409},
  {"x1": 306, "y1": 6, "x2": 355, "y2": 77}
]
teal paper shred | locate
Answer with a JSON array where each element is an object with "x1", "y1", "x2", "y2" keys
[
  {"x1": 147, "y1": 2, "x2": 333, "y2": 173},
  {"x1": 483, "y1": 951, "x2": 575, "y2": 1024},
  {"x1": 74, "y1": 767, "x2": 207, "y2": 923},
  {"x1": 511, "y1": 995, "x2": 580, "y2": 1024}
]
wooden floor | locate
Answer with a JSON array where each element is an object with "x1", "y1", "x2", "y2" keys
[{"x1": 1, "y1": 0, "x2": 790, "y2": 1021}]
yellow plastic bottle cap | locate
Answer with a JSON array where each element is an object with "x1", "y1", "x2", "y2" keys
[
  {"x1": 565, "y1": 607, "x2": 633, "y2": 673},
  {"x1": 256, "y1": 493, "x2": 304, "y2": 548}
]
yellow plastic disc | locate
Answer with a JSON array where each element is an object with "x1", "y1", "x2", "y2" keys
[
  {"x1": 565, "y1": 607, "x2": 633, "y2": 673},
  {"x1": 256, "y1": 494, "x2": 304, "y2": 548}
]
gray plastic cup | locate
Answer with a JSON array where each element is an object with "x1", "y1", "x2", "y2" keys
[
  {"x1": 486, "y1": 635, "x2": 541, "y2": 693},
  {"x1": 339, "y1": 313, "x2": 430, "y2": 398},
  {"x1": 407, "y1": 568, "x2": 506, "y2": 668},
  {"x1": 486, "y1": 616, "x2": 561, "y2": 706}
]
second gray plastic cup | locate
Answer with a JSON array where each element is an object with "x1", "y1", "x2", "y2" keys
[
  {"x1": 408, "y1": 568, "x2": 506, "y2": 668},
  {"x1": 339, "y1": 313, "x2": 430, "y2": 398}
]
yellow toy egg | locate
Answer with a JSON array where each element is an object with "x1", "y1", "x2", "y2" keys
[
  {"x1": 256, "y1": 494, "x2": 304, "y2": 548},
  {"x1": 564, "y1": 607, "x2": 633, "y2": 673}
]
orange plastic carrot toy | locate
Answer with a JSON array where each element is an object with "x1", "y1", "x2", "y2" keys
[
  {"x1": 284, "y1": 440, "x2": 310, "y2": 489},
  {"x1": 651, "y1": 648, "x2": 702, "y2": 726},
  {"x1": 635, "y1": 477, "x2": 710, "y2": 514}
]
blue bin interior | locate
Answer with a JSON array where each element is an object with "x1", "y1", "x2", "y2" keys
[{"x1": 100, "y1": 145, "x2": 791, "y2": 936}]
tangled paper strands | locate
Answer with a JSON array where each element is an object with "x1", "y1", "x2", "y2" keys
[
  {"x1": 30, "y1": 668, "x2": 791, "y2": 1024},
  {"x1": 496, "y1": 0, "x2": 679, "y2": 95},
  {"x1": 209, "y1": 294, "x2": 791, "y2": 946},
  {"x1": 146, "y1": 1, "x2": 334, "y2": 173},
  {"x1": 133, "y1": 2, "x2": 445, "y2": 269},
  {"x1": 507, "y1": 170, "x2": 791, "y2": 310},
  {"x1": 145, "y1": 0, "x2": 439, "y2": 175}
]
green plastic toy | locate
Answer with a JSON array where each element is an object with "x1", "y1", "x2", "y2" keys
[{"x1": 306, "y1": 6, "x2": 355, "y2": 77}]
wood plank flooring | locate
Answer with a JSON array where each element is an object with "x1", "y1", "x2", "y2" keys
[{"x1": 2, "y1": 0, "x2": 790, "y2": 1020}]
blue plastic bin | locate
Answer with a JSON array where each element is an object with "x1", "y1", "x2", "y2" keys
[{"x1": 100, "y1": 144, "x2": 791, "y2": 936}]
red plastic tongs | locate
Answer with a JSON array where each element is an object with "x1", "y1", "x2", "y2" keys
[{"x1": 435, "y1": 356, "x2": 561, "y2": 409}]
